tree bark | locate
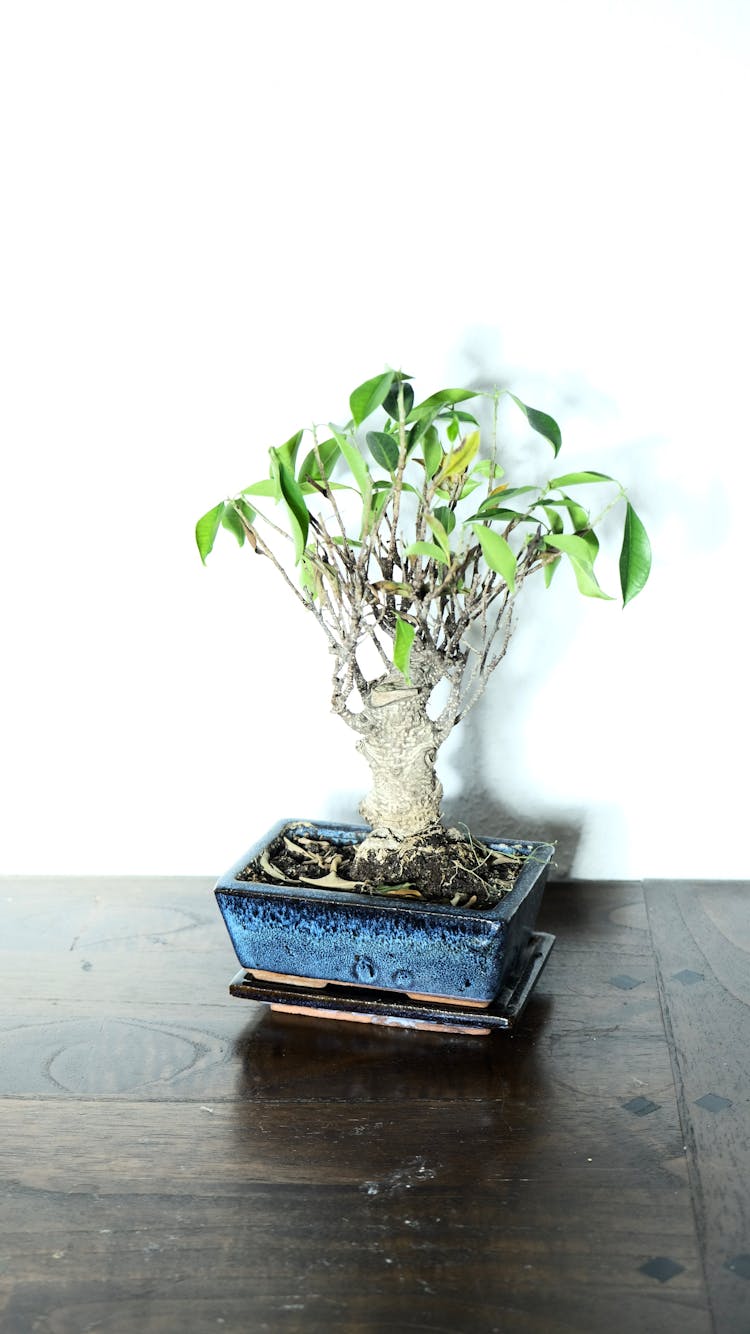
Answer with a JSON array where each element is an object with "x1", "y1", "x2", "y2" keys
[{"x1": 355, "y1": 677, "x2": 443, "y2": 842}]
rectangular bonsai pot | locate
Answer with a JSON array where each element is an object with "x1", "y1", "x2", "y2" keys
[{"x1": 214, "y1": 820, "x2": 554, "y2": 1005}]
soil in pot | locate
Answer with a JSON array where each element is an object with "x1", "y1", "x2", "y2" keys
[{"x1": 237, "y1": 823, "x2": 526, "y2": 908}]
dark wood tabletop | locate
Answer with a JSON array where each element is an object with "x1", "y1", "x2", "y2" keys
[{"x1": 1, "y1": 874, "x2": 748, "y2": 1333}]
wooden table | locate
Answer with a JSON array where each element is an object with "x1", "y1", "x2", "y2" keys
[{"x1": 1, "y1": 876, "x2": 748, "y2": 1333}]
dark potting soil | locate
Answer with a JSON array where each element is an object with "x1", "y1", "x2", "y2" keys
[{"x1": 238, "y1": 825, "x2": 524, "y2": 908}]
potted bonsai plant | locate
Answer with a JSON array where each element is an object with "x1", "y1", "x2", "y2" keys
[{"x1": 197, "y1": 369, "x2": 650, "y2": 1033}]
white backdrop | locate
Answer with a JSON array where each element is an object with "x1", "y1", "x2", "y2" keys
[{"x1": 1, "y1": 0, "x2": 747, "y2": 877}]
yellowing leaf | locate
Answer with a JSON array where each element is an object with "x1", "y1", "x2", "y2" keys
[
  {"x1": 372, "y1": 580, "x2": 413, "y2": 596},
  {"x1": 379, "y1": 886, "x2": 423, "y2": 898},
  {"x1": 437, "y1": 430, "x2": 480, "y2": 482}
]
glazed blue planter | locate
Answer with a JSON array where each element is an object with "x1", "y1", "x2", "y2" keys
[{"x1": 215, "y1": 820, "x2": 554, "y2": 1006}]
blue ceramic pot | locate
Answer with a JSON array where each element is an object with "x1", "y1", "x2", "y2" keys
[{"x1": 215, "y1": 820, "x2": 554, "y2": 1005}]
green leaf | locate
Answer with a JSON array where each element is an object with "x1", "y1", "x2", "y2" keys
[
  {"x1": 221, "y1": 503, "x2": 245, "y2": 547},
  {"x1": 370, "y1": 485, "x2": 391, "y2": 523},
  {"x1": 230, "y1": 499, "x2": 257, "y2": 546},
  {"x1": 566, "y1": 556, "x2": 613, "y2": 599},
  {"x1": 544, "y1": 555, "x2": 561, "y2": 588},
  {"x1": 425, "y1": 512, "x2": 451, "y2": 557},
  {"x1": 393, "y1": 617, "x2": 416, "y2": 684},
  {"x1": 349, "y1": 371, "x2": 395, "y2": 426},
  {"x1": 270, "y1": 448, "x2": 309, "y2": 564},
  {"x1": 195, "y1": 503, "x2": 225, "y2": 565},
  {"x1": 544, "y1": 535, "x2": 613, "y2": 599},
  {"x1": 541, "y1": 504, "x2": 564, "y2": 535},
  {"x1": 421, "y1": 425, "x2": 442, "y2": 478},
  {"x1": 543, "y1": 533, "x2": 598, "y2": 563},
  {"x1": 383, "y1": 379, "x2": 414, "y2": 421},
  {"x1": 446, "y1": 415, "x2": 459, "y2": 443},
  {"x1": 432, "y1": 505, "x2": 456, "y2": 535},
  {"x1": 330, "y1": 427, "x2": 374, "y2": 537},
  {"x1": 331, "y1": 426, "x2": 372, "y2": 496},
  {"x1": 475, "y1": 485, "x2": 538, "y2": 507},
  {"x1": 456, "y1": 476, "x2": 484, "y2": 500},
  {"x1": 366, "y1": 430, "x2": 400, "y2": 471},
  {"x1": 277, "y1": 429, "x2": 305, "y2": 472},
  {"x1": 578, "y1": 529, "x2": 599, "y2": 561},
  {"x1": 407, "y1": 415, "x2": 431, "y2": 451},
  {"x1": 549, "y1": 470, "x2": 615, "y2": 487},
  {"x1": 437, "y1": 429, "x2": 480, "y2": 481},
  {"x1": 470, "y1": 506, "x2": 531, "y2": 524},
  {"x1": 370, "y1": 480, "x2": 417, "y2": 533},
  {"x1": 242, "y1": 478, "x2": 278, "y2": 498},
  {"x1": 413, "y1": 426, "x2": 437, "y2": 480},
  {"x1": 305, "y1": 481, "x2": 352, "y2": 495},
  {"x1": 439, "y1": 408, "x2": 479, "y2": 425},
  {"x1": 226, "y1": 497, "x2": 256, "y2": 531},
  {"x1": 298, "y1": 437, "x2": 340, "y2": 484},
  {"x1": 471, "y1": 524, "x2": 516, "y2": 591},
  {"x1": 408, "y1": 388, "x2": 479, "y2": 423},
  {"x1": 619, "y1": 501, "x2": 652, "y2": 605},
  {"x1": 471, "y1": 458, "x2": 504, "y2": 479},
  {"x1": 435, "y1": 483, "x2": 468, "y2": 500},
  {"x1": 543, "y1": 494, "x2": 589, "y2": 531},
  {"x1": 299, "y1": 551, "x2": 323, "y2": 601},
  {"x1": 468, "y1": 488, "x2": 539, "y2": 522},
  {"x1": 403, "y1": 540, "x2": 449, "y2": 566},
  {"x1": 373, "y1": 479, "x2": 419, "y2": 497},
  {"x1": 508, "y1": 394, "x2": 562, "y2": 456}
]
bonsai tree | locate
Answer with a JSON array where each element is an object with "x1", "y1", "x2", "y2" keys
[{"x1": 197, "y1": 370, "x2": 650, "y2": 900}]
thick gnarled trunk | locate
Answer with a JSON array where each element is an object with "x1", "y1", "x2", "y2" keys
[{"x1": 355, "y1": 677, "x2": 443, "y2": 844}]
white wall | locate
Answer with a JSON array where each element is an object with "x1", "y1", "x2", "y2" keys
[{"x1": 1, "y1": 0, "x2": 747, "y2": 877}]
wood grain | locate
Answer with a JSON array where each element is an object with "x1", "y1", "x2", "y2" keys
[
  {"x1": 646, "y1": 879, "x2": 750, "y2": 1334},
  {"x1": 0, "y1": 876, "x2": 726, "y2": 1333}
]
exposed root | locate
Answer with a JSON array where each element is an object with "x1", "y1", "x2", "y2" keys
[{"x1": 242, "y1": 824, "x2": 524, "y2": 907}]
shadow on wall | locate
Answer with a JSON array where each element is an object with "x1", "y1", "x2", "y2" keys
[
  {"x1": 456, "y1": 321, "x2": 731, "y2": 556},
  {"x1": 440, "y1": 669, "x2": 584, "y2": 878},
  {"x1": 439, "y1": 333, "x2": 588, "y2": 871}
]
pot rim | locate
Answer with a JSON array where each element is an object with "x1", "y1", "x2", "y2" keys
[{"x1": 215, "y1": 818, "x2": 554, "y2": 923}]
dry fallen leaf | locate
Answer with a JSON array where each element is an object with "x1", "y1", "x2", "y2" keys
[
  {"x1": 298, "y1": 871, "x2": 362, "y2": 890},
  {"x1": 487, "y1": 848, "x2": 522, "y2": 865},
  {"x1": 260, "y1": 850, "x2": 288, "y2": 881},
  {"x1": 283, "y1": 836, "x2": 327, "y2": 865},
  {"x1": 380, "y1": 887, "x2": 423, "y2": 899}
]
